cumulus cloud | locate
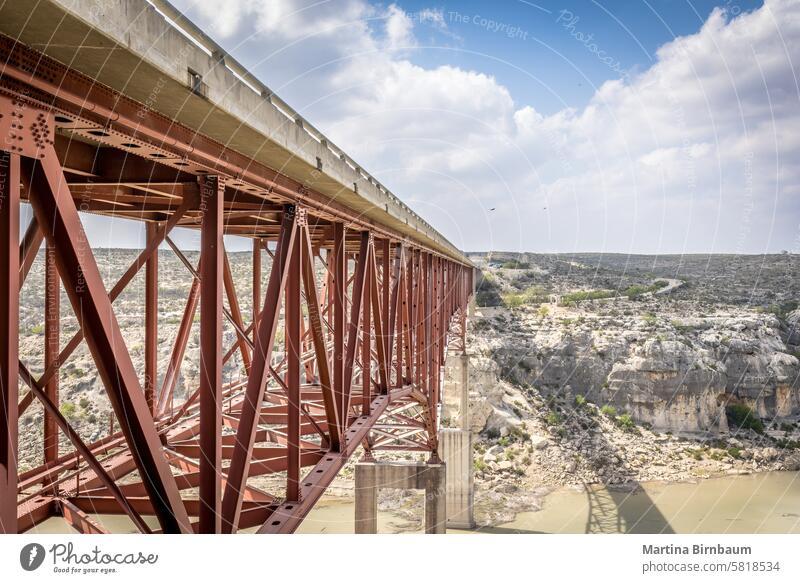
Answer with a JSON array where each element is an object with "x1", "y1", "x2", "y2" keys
[{"x1": 170, "y1": 0, "x2": 800, "y2": 254}]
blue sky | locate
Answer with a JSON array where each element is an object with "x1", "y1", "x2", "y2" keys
[
  {"x1": 385, "y1": 0, "x2": 765, "y2": 113},
  {"x1": 81, "y1": 0, "x2": 798, "y2": 254}
]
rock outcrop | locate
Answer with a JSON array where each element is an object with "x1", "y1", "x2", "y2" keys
[{"x1": 471, "y1": 307, "x2": 799, "y2": 434}]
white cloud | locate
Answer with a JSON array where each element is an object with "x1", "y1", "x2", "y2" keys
[
  {"x1": 169, "y1": 0, "x2": 800, "y2": 254},
  {"x1": 384, "y1": 4, "x2": 415, "y2": 50}
]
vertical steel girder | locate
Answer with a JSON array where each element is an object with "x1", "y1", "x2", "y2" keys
[
  {"x1": 199, "y1": 175, "x2": 224, "y2": 533},
  {"x1": 0, "y1": 151, "x2": 19, "y2": 533},
  {"x1": 43, "y1": 239, "x2": 59, "y2": 467},
  {"x1": 252, "y1": 239, "x2": 261, "y2": 336},
  {"x1": 362, "y1": 244, "x2": 372, "y2": 416},
  {"x1": 332, "y1": 223, "x2": 346, "y2": 444},
  {"x1": 285, "y1": 216, "x2": 302, "y2": 502},
  {"x1": 144, "y1": 222, "x2": 159, "y2": 415},
  {"x1": 22, "y1": 150, "x2": 192, "y2": 533}
]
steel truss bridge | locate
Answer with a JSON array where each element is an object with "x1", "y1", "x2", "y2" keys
[{"x1": 0, "y1": 0, "x2": 473, "y2": 534}]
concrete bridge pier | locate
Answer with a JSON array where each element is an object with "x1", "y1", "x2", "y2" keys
[
  {"x1": 354, "y1": 461, "x2": 446, "y2": 533},
  {"x1": 438, "y1": 352, "x2": 476, "y2": 529}
]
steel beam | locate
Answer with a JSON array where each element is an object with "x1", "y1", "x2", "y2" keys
[
  {"x1": 332, "y1": 223, "x2": 346, "y2": 443},
  {"x1": 285, "y1": 217, "x2": 302, "y2": 502},
  {"x1": 43, "y1": 240, "x2": 59, "y2": 467},
  {"x1": 199, "y1": 175, "x2": 224, "y2": 533},
  {"x1": 252, "y1": 238, "x2": 261, "y2": 333},
  {"x1": 144, "y1": 222, "x2": 158, "y2": 414},
  {"x1": 0, "y1": 151, "x2": 19, "y2": 533}
]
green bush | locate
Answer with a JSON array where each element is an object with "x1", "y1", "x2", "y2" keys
[
  {"x1": 60, "y1": 402, "x2": 76, "y2": 418},
  {"x1": 501, "y1": 260, "x2": 529, "y2": 270},
  {"x1": 560, "y1": 289, "x2": 615, "y2": 305},
  {"x1": 502, "y1": 286, "x2": 550, "y2": 308},
  {"x1": 727, "y1": 447, "x2": 742, "y2": 459},
  {"x1": 574, "y1": 394, "x2": 587, "y2": 407},
  {"x1": 725, "y1": 403, "x2": 764, "y2": 434},
  {"x1": 600, "y1": 404, "x2": 617, "y2": 417},
  {"x1": 617, "y1": 413, "x2": 635, "y2": 431},
  {"x1": 545, "y1": 411, "x2": 561, "y2": 426}
]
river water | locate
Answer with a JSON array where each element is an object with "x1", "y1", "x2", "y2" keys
[
  {"x1": 28, "y1": 471, "x2": 800, "y2": 534},
  {"x1": 297, "y1": 471, "x2": 800, "y2": 534}
]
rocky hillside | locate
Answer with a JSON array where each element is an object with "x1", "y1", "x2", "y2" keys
[
  {"x1": 461, "y1": 253, "x2": 800, "y2": 524},
  {"x1": 468, "y1": 251, "x2": 800, "y2": 433}
]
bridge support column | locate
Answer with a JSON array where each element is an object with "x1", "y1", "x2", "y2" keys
[
  {"x1": 354, "y1": 461, "x2": 445, "y2": 533},
  {"x1": 438, "y1": 352, "x2": 475, "y2": 529}
]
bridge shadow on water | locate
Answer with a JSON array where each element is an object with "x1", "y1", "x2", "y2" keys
[
  {"x1": 578, "y1": 416, "x2": 675, "y2": 534},
  {"x1": 583, "y1": 482, "x2": 674, "y2": 534}
]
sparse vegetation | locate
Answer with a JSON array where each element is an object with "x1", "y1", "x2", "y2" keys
[
  {"x1": 59, "y1": 402, "x2": 76, "y2": 419},
  {"x1": 600, "y1": 404, "x2": 617, "y2": 417},
  {"x1": 545, "y1": 411, "x2": 561, "y2": 426},
  {"x1": 641, "y1": 312, "x2": 657, "y2": 325},
  {"x1": 616, "y1": 413, "x2": 635, "y2": 431}
]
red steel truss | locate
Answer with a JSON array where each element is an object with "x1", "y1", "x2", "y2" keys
[{"x1": 0, "y1": 36, "x2": 473, "y2": 534}]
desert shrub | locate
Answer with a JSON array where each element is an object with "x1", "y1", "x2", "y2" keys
[
  {"x1": 560, "y1": 289, "x2": 615, "y2": 305},
  {"x1": 727, "y1": 447, "x2": 742, "y2": 459},
  {"x1": 616, "y1": 413, "x2": 635, "y2": 431},
  {"x1": 502, "y1": 286, "x2": 550, "y2": 308},
  {"x1": 600, "y1": 404, "x2": 617, "y2": 417},
  {"x1": 501, "y1": 260, "x2": 529, "y2": 269},
  {"x1": 574, "y1": 394, "x2": 587, "y2": 407},
  {"x1": 545, "y1": 411, "x2": 561, "y2": 426},
  {"x1": 79, "y1": 397, "x2": 90, "y2": 409},
  {"x1": 641, "y1": 312, "x2": 657, "y2": 325},
  {"x1": 60, "y1": 402, "x2": 76, "y2": 418},
  {"x1": 686, "y1": 448, "x2": 703, "y2": 461},
  {"x1": 725, "y1": 403, "x2": 764, "y2": 434}
]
